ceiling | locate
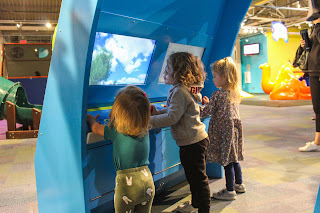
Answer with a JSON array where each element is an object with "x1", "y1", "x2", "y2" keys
[
  {"x1": 240, "y1": 0, "x2": 310, "y2": 36},
  {"x1": 0, "y1": 0, "x2": 311, "y2": 38},
  {"x1": 0, "y1": 0, "x2": 62, "y2": 36}
]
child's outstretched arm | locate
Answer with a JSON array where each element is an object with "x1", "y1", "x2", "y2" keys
[
  {"x1": 87, "y1": 114, "x2": 104, "y2": 136},
  {"x1": 149, "y1": 90, "x2": 185, "y2": 129},
  {"x1": 200, "y1": 93, "x2": 216, "y2": 118}
]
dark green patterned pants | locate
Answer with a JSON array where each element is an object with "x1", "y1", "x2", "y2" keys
[{"x1": 114, "y1": 166, "x2": 155, "y2": 213}]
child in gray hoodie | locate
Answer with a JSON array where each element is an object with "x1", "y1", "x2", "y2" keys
[{"x1": 149, "y1": 52, "x2": 210, "y2": 213}]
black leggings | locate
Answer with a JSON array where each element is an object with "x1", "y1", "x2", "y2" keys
[
  {"x1": 310, "y1": 76, "x2": 320, "y2": 132},
  {"x1": 179, "y1": 138, "x2": 210, "y2": 212},
  {"x1": 224, "y1": 162, "x2": 243, "y2": 191}
]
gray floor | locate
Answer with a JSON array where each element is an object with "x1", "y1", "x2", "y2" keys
[
  {"x1": 0, "y1": 97, "x2": 319, "y2": 212},
  {"x1": 152, "y1": 102, "x2": 319, "y2": 213}
]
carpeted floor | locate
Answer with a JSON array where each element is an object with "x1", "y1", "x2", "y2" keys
[
  {"x1": 0, "y1": 138, "x2": 38, "y2": 213},
  {"x1": 0, "y1": 97, "x2": 319, "y2": 212},
  {"x1": 152, "y1": 103, "x2": 319, "y2": 212}
]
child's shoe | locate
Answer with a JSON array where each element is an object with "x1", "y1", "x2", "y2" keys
[
  {"x1": 298, "y1": 141, "x2": 320, "y2": 152},
  {"x1": 175, "y1": 201, "x2": 198, "y2": 213},
  {"x1": 235, "y1": 183, "x2": 246, "y2": 193},
  {"x1": 212, "y1": 189, "x2": 236, "y2": 201}
]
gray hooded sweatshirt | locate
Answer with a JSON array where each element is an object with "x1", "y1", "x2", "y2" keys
[{"x1": 149, "y1": 83, "x2": 208, "y2": 146}]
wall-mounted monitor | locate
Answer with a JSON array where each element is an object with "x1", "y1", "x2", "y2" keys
[
  {"x1": 243, "y1": 43, "x2": 260, "y2": 55},
  {"x1": 89, "y1": 33, "x2": 156, "y2": 85},
  {"x1": 158, "y1": 43, "x2": 205, "y2": 83}
]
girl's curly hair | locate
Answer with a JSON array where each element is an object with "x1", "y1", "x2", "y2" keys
[{"x1": 167, "y1": 52, "x2": 206, "y2": 86}]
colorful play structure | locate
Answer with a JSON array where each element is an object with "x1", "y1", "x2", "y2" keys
[
  {"x1": 33, "y1": 0, "x2": 252, "y2": 212},
  {"x1": 0, "y1": 43, "x2": 50, "y2": 139},
  {"x1": 260, "y1": 62, "x2": 311, "y2": 100},
  {"x1": 0, "y1": 77, "x2": 42, "y2": 139},
  {"x1": 1, "y1": 43, "x2": 51, "y2": 105}
]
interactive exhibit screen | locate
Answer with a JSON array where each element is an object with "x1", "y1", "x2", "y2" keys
[
  {"x1": 89, "y1": 32, "x2": 156, "y2": 86},
  {"x1": 87, "y1": 33, "x2": 205, "y2": 127}
]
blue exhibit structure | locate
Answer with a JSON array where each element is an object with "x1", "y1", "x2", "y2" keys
[{"x1": 34, "y1": 0, "x2": 252, "y2": 212}]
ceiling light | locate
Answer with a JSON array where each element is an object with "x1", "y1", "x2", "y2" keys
[
  {"x1": 241, "y1": 22, "x2": 245, "y2": 27},
  {"x1": 46, "y1": 23, "x2": 52, "y2": 28},
  {"x1": 249, "y1": 29, "x2": 253, "y2": 33},
  {"x1": 16, "y1": 23, "x2": 21, "y2": 28},
  {"x1": 244, "y1": 28, "x2": 249, "y2": 33}
]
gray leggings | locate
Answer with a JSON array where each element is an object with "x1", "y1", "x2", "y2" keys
[{"x1": 114, "y1": 166, "x2": 155, "y2": 213}]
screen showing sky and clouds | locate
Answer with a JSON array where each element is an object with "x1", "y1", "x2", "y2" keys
[{"x1": 89, "y1": 33, "x2": 156, "y2": 85}]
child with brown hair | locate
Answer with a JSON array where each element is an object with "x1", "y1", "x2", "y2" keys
[
  {"x1": 150, "y1": 52, "x2": 210, "y2": 213},
  {"x1": 87, "y1": 85, "x2": 155, "y2": 213},
  {"x1": 201, "y1": 57, "x2": 245, "y2": 201}
]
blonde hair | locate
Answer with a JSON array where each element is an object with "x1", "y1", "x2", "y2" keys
[
  {"x1": 211, "y1": 57, "x2": 241, "y2": 103},
  {"x1": 167, "y1": 52, "x2": 206, "y2": 86},
  {"x1": 108, "y1": 85, "x2": 150, "y2": 137}
]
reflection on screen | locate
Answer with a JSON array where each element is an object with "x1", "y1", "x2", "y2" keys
[
  {"x1": 89, "y1": 33, "x2": 156, "y2": 85},
  {"x1": 158, "y1": 43, "x2": 205, "y2": 83}
]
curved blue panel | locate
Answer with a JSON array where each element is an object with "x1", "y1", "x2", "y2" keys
[
  {"x1": 100, "y1": 1, "x2": 223, "y2": 36},
  {"x1": 34, "y1": 0, "x2": 102, "y2": 212}
]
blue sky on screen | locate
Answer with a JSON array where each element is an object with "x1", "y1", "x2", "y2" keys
[{"x1": 91, "y1": 33, "x2": 156, "y2": 85}]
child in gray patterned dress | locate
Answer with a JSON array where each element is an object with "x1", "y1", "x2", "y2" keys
[{"x1": 201, "y1": 57, "x2": 245, "y2": 201}]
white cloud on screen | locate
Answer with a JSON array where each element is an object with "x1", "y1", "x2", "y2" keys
[
  {"x1": 99, "y1": 33, "x2": 109, "y2": 38},
  {"x1": 117, "y1": 77, "x2": 145, "y2": 84},
  {"x1": 98, "y1": 74, "x2": 146, "y2": 85},
  {"x1": 99, "y1": 80, "x2": 114, "y2": 85},
  {"x1": 103, "y1": 34, "x2": 154, "y2": 74}
]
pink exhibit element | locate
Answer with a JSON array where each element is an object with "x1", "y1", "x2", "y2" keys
[{"x1": 260, "y1": 62, "x2": 311, "y2": 100}]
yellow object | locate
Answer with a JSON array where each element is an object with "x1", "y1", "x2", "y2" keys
[
  {"x1": 260, "y1": 62, "x2": 311, "y2": 100},
  {"x1": 52, "y1": 25, "x2": 58, "y2": 51},
  {"x1": 267, "y1": 30, "x2": 301, "y2": 81},
  {"x1": 240, "y1": 90, "x2": 254, "y2": 98},
  {"x1": 260, "y1": 63, "x2": 275, "y2": 94}
]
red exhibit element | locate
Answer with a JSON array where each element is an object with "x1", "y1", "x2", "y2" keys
[
  {"x1": 260, "y1": 62, "x2": 311, "y2": 100},
  {"x1": 189, "y1": 86, "x2": 202, "y2": 94},
  {"x1": 20, "y1": 40, "x2": 27, "y2": 44}
]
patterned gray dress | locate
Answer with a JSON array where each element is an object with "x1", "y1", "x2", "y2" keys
[{"x1": 201, "y1": 89, "x2": 244, "y2": 166}]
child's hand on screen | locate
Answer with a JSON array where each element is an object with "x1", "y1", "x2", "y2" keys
[{"x1": 150, "y1": 105, "x2": 157, "y2": 116}]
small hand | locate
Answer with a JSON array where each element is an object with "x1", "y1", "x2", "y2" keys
[
  {"x1": 300, "y1": 38, "x2": 306, "y2": 48},
  {"x1": 202, "y1": 96, "x2": 209, "y2": 105},
  {"x1": 87, "y1": 114, "x2": 100, "y2": 122},
  {"x1": 150, "y1": 105, "x2": 157, "y2": 116}
]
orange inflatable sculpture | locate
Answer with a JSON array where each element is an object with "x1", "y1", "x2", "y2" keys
[{"x1": 260, "y1": 62, "x2": 311, "y2": 100}]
